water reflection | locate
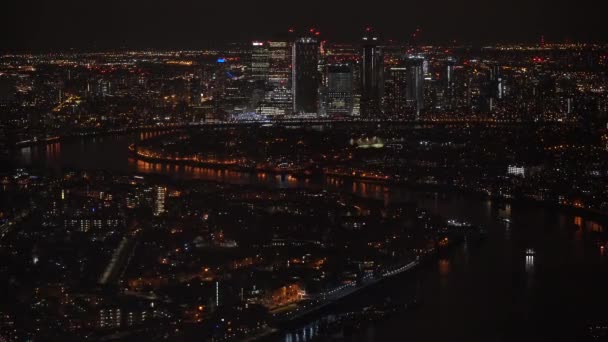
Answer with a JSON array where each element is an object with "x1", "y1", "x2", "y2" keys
[
  {"x1": 574, "y1": 216, "x2": 583, "y2": 228},
  {"x1": 525, "y1": 254, "x2": 535, "y2": 273},
  {"x1": 19, "y1": 147, "x2": 32, "y2": 164},
  {"x1": 283, "y1": 318, "x2": 320, "y2": 342},
  {"x1": 438, "y1": 259, "x2": 451, "y2": 289},
  {"x1": 45, "y1": 142, "x2": 61, "y2": 162},
  {"x1": 438, "y1": 259, "x2": 450, "y2": 276},
  {"x1": 587, "y1": 221, "x2": 604, "y2": 233},
  {"x1": 498, "y1": 203, "x2": 512, "y2": 218}
]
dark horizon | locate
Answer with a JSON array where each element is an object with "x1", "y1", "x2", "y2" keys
[{"x1": 2, "y1": 0, "x2": 606, "y2": 51}]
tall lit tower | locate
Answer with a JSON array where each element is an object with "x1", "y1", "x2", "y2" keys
[
  {"x1": 384, "y1": 66, "x2": 408, "y2": 118},
  {"x1": 154, "y1": 186, "x2": 166, "y2": 216},
  {"x1": 268, "y1": 41, "x2": 291, "y2": 88},
  {"x1": 251, "y1": 41, "x2": 270, "y2": 82},
  {"x1": 292, "y1": 37, "x2": 320, "y2": 114},
  {"x1": 406, "y1": 57, "x2": 425, "y2": 118},
  {"x1": 326, "y1": 64, "x2": 354, "y2": 117},
  {"x1": 360, "y1": 28, "x2": 384, "y2": 118}
]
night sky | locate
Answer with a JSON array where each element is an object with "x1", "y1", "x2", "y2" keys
[{"x1": 2, "y1": 0, "x2": 606, "y2": 51}]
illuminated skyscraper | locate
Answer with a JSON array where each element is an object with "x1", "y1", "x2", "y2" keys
[
  {"x1": 190, "y1": 76, "x2": 202, "y2": 106},
  {"x1": 325, "y1": 64, "x2": 354, "y2": 117},
  {"x1": 406, "y1": 57, "x2": 425, "y2": 118},
  {"x1": 256, "y1": 87, "x2": 293, "y2": 117},
  {"x1": 489, "y1": 64, "x2": 505, "y2": 100},
  {"x1": 98, "y1": 79, "x2": 112, "y2": 97},
  {"x1": 480, "y1": 64, "x2": 503, "y2": 112},
  {"x1": 384, "y1": 66, "x2": 408, "y2": 118},
  {"x1": 446, "y1": 58, "x2": 455, "y2": 90},
  {"x1": 216, "y1": 281, "x2": 220, "y2": 307},
  {"x1": 268, "y1": 41, "x2": 291, "y2": 88},
  {"x1": 154, "y1": 186, "x2": 166, "y2": 216},
  {"x1": 251, "y1": 41, "x2": 270, "y2": 82},
  {"x1": 292, "y1": 37, "x2": 320, "y2": 114},
  {"x1": 360, "y1": 29, "x2": 384, "y2": 118}
]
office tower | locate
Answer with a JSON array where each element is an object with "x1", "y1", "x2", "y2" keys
[
  {"x1": 325, "y1": 64, "x2": 354, "y2": 117},
  {"x1": 251, "y1": 41, "x2": 270, "y2": 82},
  {"x1": 256, "y1": 87, "x2": 293, "y2": 117},
  {"x1": 489, "y1": 64, "x2": 500, "y2": 82},
  {"x1": 360, "y1": 29, "x2": 384, "y2": 118},
  {"x1": 154, "y1": 186, "x2": 166, "y2": 216},
  {"x1": 406, "y1": 57, "x2": 424, "y2": 118},
  {"x1": 292, "y1": 37, "x2": 320, "y2": 114},
  {"x1": 268, "y1": 41, "x2": 291, "y2": 88},
  {"x1": 98, "y1": 79, "x2": 112, "y2": 97},
  {"x1": 479, "y1": 64, "x2": 504, "y2": 113},
  {"x1": 446, "y1": 58, "x2": 455, "y2": 90},
  {"x1": 489, "y1": 64, "x2": 505, "y2": 100},
  {"x1": 190, "y1": 76, "x2": 202, "y2": 106},
  {"x1": 384, "y1": 66, "x2": 408, "y2": 118},
  {"x1": 215, "y1": 281, "x2": 220, "y2": 308},
  {"x1": 443, "y1": 58, "x2": 456, "y2": 108}
]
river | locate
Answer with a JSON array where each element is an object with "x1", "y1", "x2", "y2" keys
[{"x1": 7, "y1": 133, "x2": 608, "y2": 341}]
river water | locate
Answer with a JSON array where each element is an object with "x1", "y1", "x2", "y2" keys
[{"x1": 8, "y1": 133, "x2": 608, "y2": 341}]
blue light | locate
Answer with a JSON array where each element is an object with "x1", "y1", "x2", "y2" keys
[{"x1": 217, "y1": 58, "x2": 226, "y2": 63}]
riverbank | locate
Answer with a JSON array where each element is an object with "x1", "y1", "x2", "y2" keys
[
  {"x1": 262, "y1": 230, "x2": 486, "y2": 341},
  {"x1": 272, "y1": 260, "x2": 421, "y2": 324},
  {"x1": 128, "y1": 147, "x2": 608, "y2": 221}
]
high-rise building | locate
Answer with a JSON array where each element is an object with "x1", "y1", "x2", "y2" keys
[
  {"x1": 384, "y1": 66, "x2": 408, "y2": 118},
  {"x1": 154, "y1": 186, "x2": 166, "y2": 216},
  {"x1": 251, "y1": 41, "x2": 270, "y2": 82},
  {"x1": 489, "y1": 64, "x2": 505, "y2": 100},
  {"x1": 215, "y1": 281, "x2": 220, "y2": 307},
  {"x1": 406, "y1": 57, "x2": 425, "y2": 118},
  {"x1": 98, "y1": 79, "x2": 112, "y2": 97},
  {"x1": 442, "y1": 58, "x2": 457, "y2": 110},
  {"x1": 325, "y1": 64, "x2": 354, "y2": 117},
  {"x1": 446, "y1": 58, "x2": 456, "y2": 90},
  {"x1": 256, "y1": 87, "x2": 293, "y2": 117},
  {"x1": 360, "y1": 29, "x2": 384, "y2": 118},
  {"x1": 190, "y1": 76, "x2": 202, "y2": 106},
  {"x1": 292, "y1": 37, "x2": 320, "y2": 114},
  {"x1": 268, "y1": 41, "x2": 291, "y2": 88},
  {"x1": 480, "y1": 64, "x2": 503, "y2": 112}
]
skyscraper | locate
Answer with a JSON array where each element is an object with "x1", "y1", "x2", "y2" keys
[
  {"x1": 446, "y1": 58, "x2": 455, "y2": 90},
  {"x1": 190, "y1": 76, "x2": 202, "y2": 106},
  {"x1": 480, "y1": 64, "x2": 503, "y2": 112},
  {"x1": 292, "y1": 37, "x2": 320, "y2": 114},
  {"x1": 154, "y1": 186, "x2": 166, "y2": 216},
  {"x1": 325, "y1": 64, "x2": 354, "y2": 117},
  {"x1": 443, "y1": 58, "x2": 456, "y2": 110},
  {"x1": 251, "y1": 41, "x2": 270, "y2": 82},
  {"x1": 256, "y1": 87, "x2": 293, "y2": 117},
  {"x1": 406, "y1": 57, "x2": 425, "y2": 118},
  {"x1": 268, "y1": 41, "x2": 291, "y2": 88},
  {"x1": 384, "y1": 66, "x2": 408, "y2": 118},
  {"x1": 360, "y1": 29, "x2": 384, "y2": 118}
]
